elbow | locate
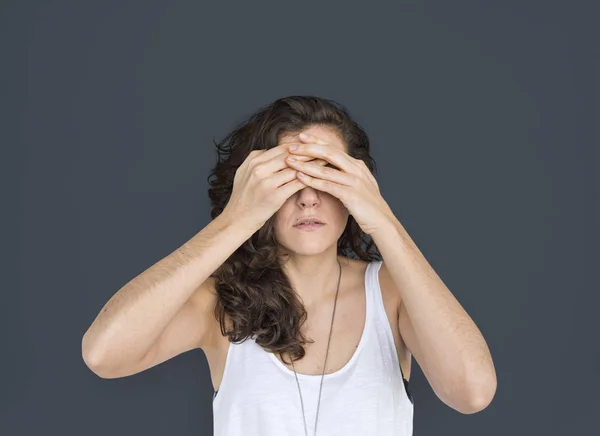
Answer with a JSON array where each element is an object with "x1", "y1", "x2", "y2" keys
[
  {"x1": 82, "y1": 345, "x2": 108, "y2": 378},
  {"x1": 82, "y1": 333, "x2": 99, "y2": 368},
  {"x1": 460, "y1": 378, "x2": 497, "y2": 414},
  {"x1": 82, "y1": 352, "x2": 122, "y2": 379},
  {"x1": 82, "y1": 332, "x2": 101, "y2": 364},
  {"x1": 82, "y1": 333, "x2": 114, "y2": 379},
  {"x1": 458, "y1": 356, "x2": 498, "y2": 414}
]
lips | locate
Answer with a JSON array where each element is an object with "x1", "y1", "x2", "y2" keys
[{"x1": 294, "y1": 216, "x2": 325, "y2": 226}]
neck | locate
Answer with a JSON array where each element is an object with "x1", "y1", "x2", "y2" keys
[{"x1": 282, "y1": 252, "x2": 345, "y2": 306}]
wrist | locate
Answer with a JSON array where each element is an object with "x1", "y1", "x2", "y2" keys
[{"x1": 218, "y1": 208, "x2": 261, "y2": 237}]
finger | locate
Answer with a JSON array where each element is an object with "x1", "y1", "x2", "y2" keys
[
  {"x1": 289, "y1": 156, "x2": 329, "y2": 165},
  {"x1": 252, "y1": 143, "x2": 310, "y2": 163},
  {"x1": 248, "y1": 140, "x2": 327, "y2": 174},
  {"x1": 287, "y1": 158, "x2": 354, "y2": 187},
  {"x1": 296, "y1": 170, "x2": 345, "y2": 199},
  {"x1": 256, "y1": 150, "x2": 328, "y2": 182},
  {"x1": 277, "y1": 142, "x2": 320, "y2": 162},
  {"x1": 256, "y1": 130, "x2": 324, "y2": 163},
  {"x1": 288, "y1": 143, "x2": 357, "y2": 176},
  {"x1": 286, "y1": 153, "x2": 315, "y2": 162},
  {"x1": 272, "y1": 166, "x2": 301, "y2": 188},
  {"x1": 298, "y1": 132, "x2": 329, "y2": 145},
  {"x1": 277, "y1": 176, "x2": 308, "y2": 200},
  {"x1": 250, "y1": 139, "x2": 305, "y2": 165}
]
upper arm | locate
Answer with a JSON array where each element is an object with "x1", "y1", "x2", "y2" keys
[
  {"x1": 96, "y1": 277, "x2": 219, "y2": 379},
  {"x1": 397, "y1": 295, "x2": 425, "y2": 381},
  {"x1": 379, "y1": 261, "x2": 424, "y2": 382}
]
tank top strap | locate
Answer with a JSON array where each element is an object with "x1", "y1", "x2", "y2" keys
[
  {"x1": 363, "y1": 259, "x2": 384, "y2": 346},
  {"x1": 366, "y1": 259, "x2": 414, "y2": 404},
  {"x1": 366, "y1": 259, "x2": 385, "y2": 308}
]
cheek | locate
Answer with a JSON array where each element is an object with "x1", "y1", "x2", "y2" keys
[
  {"x1": 325, "y1": 196, "x2": 346, "y2": 213},
  {"x1": 272, "y1": 204, "x2": 293, "y2": 229}
]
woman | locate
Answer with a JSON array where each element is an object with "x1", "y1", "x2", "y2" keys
[{"x1": 82, "y1": 95, "x2": 496, "y2": 436}]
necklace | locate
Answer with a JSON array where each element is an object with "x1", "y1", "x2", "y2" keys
[{"x1": 288, "y1": 257, "x2": 342, "y2": 436}]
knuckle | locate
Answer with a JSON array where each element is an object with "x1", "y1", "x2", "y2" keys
[
  {"x1": 251, "y1": 165, "x2": 264, "y2": 179},
  {"x1": 258, "y1": 175, "x2": 273, "y2": 188}
]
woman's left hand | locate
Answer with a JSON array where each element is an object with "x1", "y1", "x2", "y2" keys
[{"x1": 286, "y1": 132, "x2": 395, "y2": 236}]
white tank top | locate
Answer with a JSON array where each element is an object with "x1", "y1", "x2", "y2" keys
[{"x1": 212, "y1": 260, "x2": 414, "y2": 435}]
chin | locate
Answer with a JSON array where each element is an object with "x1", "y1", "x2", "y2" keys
[{"x1": 277, "y1": 235, "x2": 336, "y2": 257}]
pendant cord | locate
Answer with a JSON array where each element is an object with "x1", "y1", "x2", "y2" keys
[{"x1": 290, "y1": 257, "x2": 342, "y2": 436}]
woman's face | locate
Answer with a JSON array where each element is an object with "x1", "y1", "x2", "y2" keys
[{"x1": 272, "y1": 125, "x2": 350, "y2": 256}]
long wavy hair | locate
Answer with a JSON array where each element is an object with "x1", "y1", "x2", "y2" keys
[{"x1": 206, "y1": 95, "x2": 382, "y2": 365}]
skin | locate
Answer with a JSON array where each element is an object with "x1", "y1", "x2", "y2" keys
[
  {"x1": 284, "y1": 128, "x2": 498, "y2": 414},
  {"x1": 273, "y1": 125, "x2": 351, "y2": 307}
]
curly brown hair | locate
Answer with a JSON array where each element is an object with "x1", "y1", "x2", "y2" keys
[{"x1": 206, "y1": 95, "x2": 382, "y2": 365}]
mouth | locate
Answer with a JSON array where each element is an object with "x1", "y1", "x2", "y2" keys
[
  {"x1": 294, "y1": 223, "x2": 325, "y2": 230},
  {"x1": 294, "y1": 217, "x2": 325, "y2": 226},
  {"x1": 293, "y1": 218, "x2": 326, "y2": 230}
]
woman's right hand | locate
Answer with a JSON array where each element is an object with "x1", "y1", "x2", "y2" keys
[{"x1": 222, "y1": 138, "x2": 328, "y2": 232}]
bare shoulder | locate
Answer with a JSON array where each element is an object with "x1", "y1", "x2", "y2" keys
[
  {"x1": 198, "y1": 276, "x2": 233, "y2": 365},
  {"x1": 195, "y1": 277, "x2": 229, "y2": 348}
]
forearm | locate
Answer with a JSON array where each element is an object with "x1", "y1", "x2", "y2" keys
[
  {"x1": 372, "y1": 217, "x2": 496, "y2": 409},
  {"x1": 82, "y1": 211, "x2": 255, "y2": 366}
]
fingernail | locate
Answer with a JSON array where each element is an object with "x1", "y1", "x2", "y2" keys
[
  {"x1": 299, "y1": 133, "x2": 309, "y2": 140},
  {"x1": 289, "y1": 144, "x2": 298, "y2": 151}
]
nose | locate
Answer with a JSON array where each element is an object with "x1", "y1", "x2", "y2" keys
[{"x1": 296, "y1": 185, "x2": 320, "y2": 207}]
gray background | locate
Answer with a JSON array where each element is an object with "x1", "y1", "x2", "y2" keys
[{"x1": 2, "y1": 1, "x2": 597, "y2": 435}]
